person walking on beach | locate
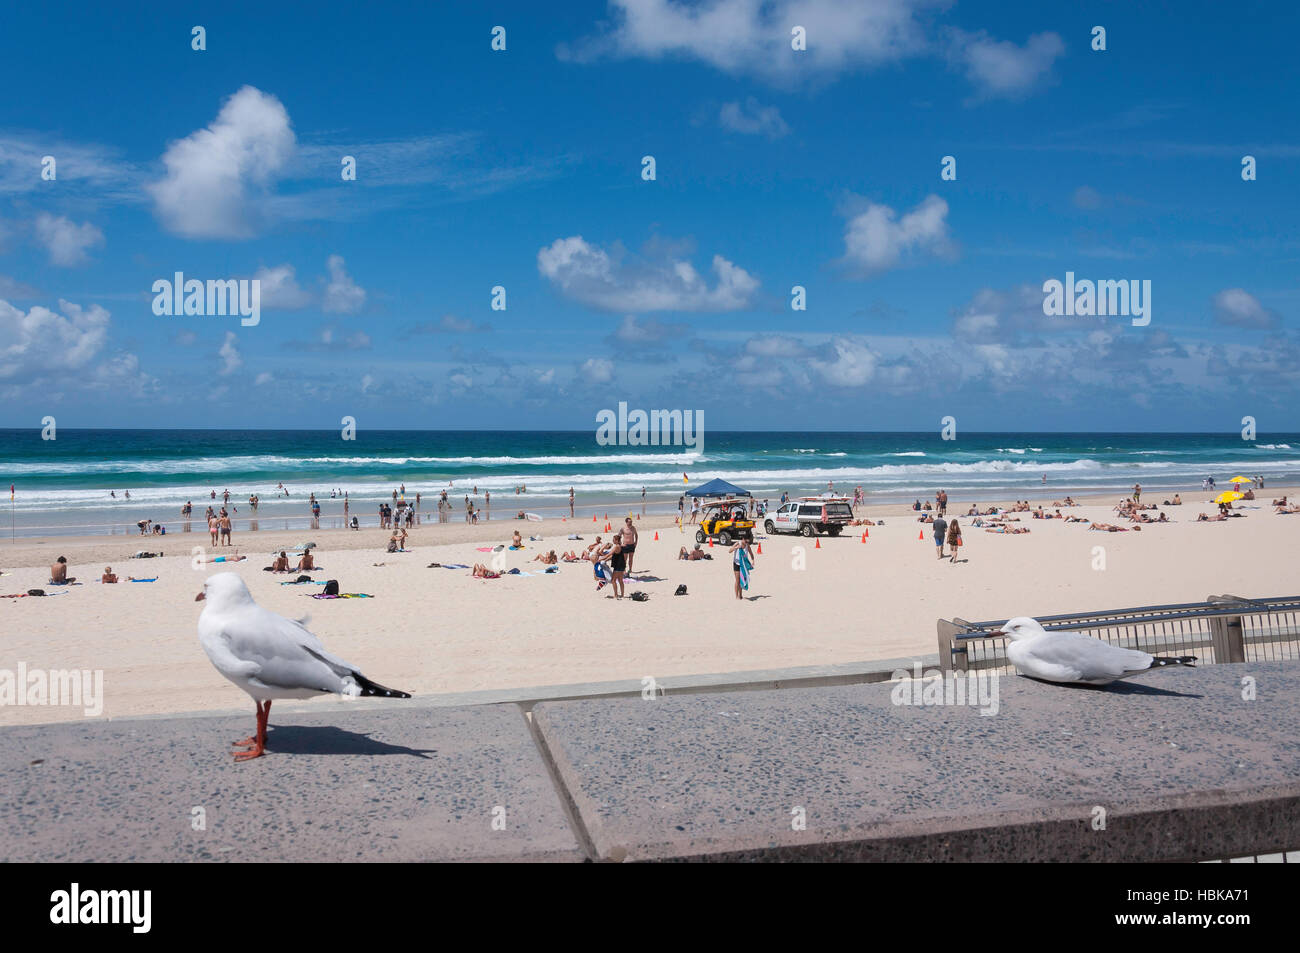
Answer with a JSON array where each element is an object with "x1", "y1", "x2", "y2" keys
[
  {"x1": 568, "y1": 487, "x2": 574, "y2": 518},
  {"x1": 641, "y1": 486, "x2": 646, "y2": 514},
  {"x1": 208, "y1": 513, "x2": 219, "y2": 545},
  {"x1": 932, "y1": 513, "x2": 948, "y2": 559},
  {"x1": 219, "y1": 512, "x2": 232, "y2": 546},
  {"x1": 730, "y1": 530, "x2": 755, "y2": 600},
  {"x1": 621, "y1": 517, "x2": 639, "y2": 576},
  {"x1": 946, "y1": 518, "x2": 962, "y2": 563}
]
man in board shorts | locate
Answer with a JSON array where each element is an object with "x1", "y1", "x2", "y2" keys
[
  {"x1": 621, "y1": 517, "x2": 638, "y2": 576},
  {"x1": 932, "y1": 514, "x2": 948, "y2": 559}
]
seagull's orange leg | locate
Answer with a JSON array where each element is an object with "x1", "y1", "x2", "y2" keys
[{"x1": 232, "y1": 701, "x2": 269, "y2": 761}]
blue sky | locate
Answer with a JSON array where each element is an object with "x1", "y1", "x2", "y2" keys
[{"x1": 1, "y1": 0, "x2": 1297, "y2": 431}]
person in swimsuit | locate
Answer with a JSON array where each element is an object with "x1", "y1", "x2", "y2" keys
[
  {"x1": 271, "y1": 551, "x2": 291, "y2": 572},
  {"x1": 729, "y1": 530, "x2": 755, "y2": 600},
  {"x1": 621, "y1": 518, "x2": 638, "y2": 575},
  {"x1": 609, "y1": 539, "x2": 626, "y2": 599}
]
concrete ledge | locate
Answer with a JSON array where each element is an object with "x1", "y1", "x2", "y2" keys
[
  {"x1": 0, "y1": 704, "x2": 583, "y2": 862},
  {"x1": 532, "y1": 661, "x2": 1300, "y2": 862}
]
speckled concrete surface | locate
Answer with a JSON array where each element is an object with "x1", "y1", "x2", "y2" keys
[
  {"x1": 0, "y1": 703, "x2": 583, "y2": 862},
  {"x1": 533, "y1": 661, "x2": 1300, "y2": 862}
]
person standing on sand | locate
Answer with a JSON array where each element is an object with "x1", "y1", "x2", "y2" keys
[
  {"x1": 946, "y1": 518, "x2": 962, "y2": 563},
  {"x1": 219, "y1": 512, "x2": 232, "y2": 546},
  {"x1": 730, "y1": 530, "x2": 755, "y2": 600},
  {"x1": 208, "y1": 513, "x2": 219, "y2": 545},
  {"x1": 569, "y1": 487, "x2": 574, "y2": 518},
  {"x1": 1133, "y1": 483, "x2": 1142, "y2": 504},
  {"x1": 932, "y1": 513, "x2": 948, "y2": 559},
  {"x1": 621, "y1": 517, "x2": 639, "y2": 576}
]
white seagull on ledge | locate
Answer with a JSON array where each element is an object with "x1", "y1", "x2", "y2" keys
[
  {"x1": 993, "y1": 616, "x2": 1197, "y2": 686},
  {"x1": 196, "y1": 572, "x2": 410, "y2": 761}
]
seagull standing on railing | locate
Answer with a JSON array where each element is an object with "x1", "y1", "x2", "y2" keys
[
  {"x1": 196, "y1": 572, "x2": 411, "y2": 761},
  {"x1": 992, "y1": 616, "x2": 1197, "y2": 686}
]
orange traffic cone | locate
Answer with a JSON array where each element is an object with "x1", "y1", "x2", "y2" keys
[
  {"x1": 861, "y1": 530, "x2": 867, "y2": 542},
  {"x1": 814, "y1": 538, "x2": 821, "y2": 549},
  {"x1": 604, "y1": 512, "x2": 608, "y2": 520},
  {"x1": 708, "y1": 537, "x2": 713, "y2": 547},
  {"x1": 593, "y1": 515, "x2": 597, "y2": 522},
  {"x1": 756, "y1": 542, "x2": 763, "y2": 554},
  {"x1": 918, "y1": 530, "x2": 924, "y2": 540},
  {"x1": 653, "y1": 531, "x2": 659, "y2": 541}
]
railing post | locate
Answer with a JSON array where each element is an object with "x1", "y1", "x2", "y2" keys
[
  {"x1": 936, "y1": 620, "x2": 965, "y2": 674},
  {"x1": 1207, "y1": 595, "x2": 1248, "y2": 663}
]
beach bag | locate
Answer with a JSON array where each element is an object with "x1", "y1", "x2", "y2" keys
[
  {"x1": 296, "y1": 574, "x2": 311, "y2": 583},
  {"x1": 674, "y1": 584, "x2": 688, "y2": 596},
  {"x1": 324, "y1": 579, "x2": 339, "y2": 596},
  {"x1": 27, "y1": 589, "x2": 45, "y2": 597},
  {"x1": 630, "y1": 591, "x2": 649, "y2": 602}
]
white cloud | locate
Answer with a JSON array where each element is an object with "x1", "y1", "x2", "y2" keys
[
  {"x1": 147, "y1": 86, "x2": 296, "y2": 239},
  {"x1": 1213, "y1": 288, "x2": 1279, "y2": 329},
  {"x1": 612, "y1": 314, "x2": 684, "y2": 343},
  {"x1": 34, "y1": 213, "x2": 104, "y2": 266},
  {"x1": 840, "y1": 195, "x2": 951, "y2": 275},
  {"x1": 562, "y1": 0, "x2": 934, "y2": 82},
  {"x1": 323, "y1": 254, "x2": 366, "y2": 314},
  {"x1": 361, "y1": 373, "x2": 375, "y2": 393},
  {"x1": 539, "y1": 236, "x2": 759, "y2": 312},
  {"x1": 254, "y1": 264, "x2": 311, "y2": 309},
  {"x1": 949, "y1": 29, "x2": 1065, "y2": 99},
  {"x1": 0, "y1": 297, "x2": 110, "y2": 380},
  {"x1": 581, "y1": 357, "x2": 614, "y2": 382},
  {"x1": 255, "y1": 371, "x2": 273, "y2": 385},
  {"x1": 808, "y1": 339, "x2": 878, "y2": 387},
  {"x1": 449, "y1": 372, "x2": 473, "y2": 389},
  {"x1": 0, "y1": 274, "x2": 39, "y2": 298},
  {"x1": 719, "y1": 98, "x2": 790, "y2": 138},
  {"x1": 218, "y1": 332, "x2": 242, "y2": 375}
]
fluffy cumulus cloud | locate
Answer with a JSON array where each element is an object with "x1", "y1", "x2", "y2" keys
[
  {"x1": 947, "y1": 29, "x2": 1065, "y2": 99},
  {"x1": 719, "y1": 98, "x2": 790, "y2": 138},
  {"x1": 561, "y1": 0, "x2": 935, "y2": 82},
  {"x1": 565, "y1": 1, "x2": 1061, "y2": 100},
  {"x1": 218, "y1": 331, "x2": 242, "y2": 375},
  {"x1": 147, "y1": 86, "x2": 296, "y2": 239},
  {"x1": 1212, "y1": 288, "x2": 1280, "y2": 329},
  {"x1": 322, "y1": 255, "x2": 366, "y2": 314},
  {"x1": 538, "y1": 236, "x2": 759, "y2": 312},
  {"x1": 0, "y1": 297, "x2": 111, "y2": 380},
  {"x1": 840, "y1": 195, "x2": 951, "y2": 276},
  {"x1": 580, "y1": 357, "x2": 614, "y2": 382},
  {"x1": 253, "y1": 264, "x2": 312, "y2": 309},
  {"x1": 34, "y1": 213, "x2": 104, "y2": 266},
  {"x1": 808, "y1": 339, "x2": 879, "y2": 386}
]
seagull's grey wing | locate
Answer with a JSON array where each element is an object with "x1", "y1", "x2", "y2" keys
[
  {"x1": 217, "y1": 605, "x2": 355, "y2": 693},
  {"x1": 1014, "y1": 633, "x2": 1152, "y2": 682}
]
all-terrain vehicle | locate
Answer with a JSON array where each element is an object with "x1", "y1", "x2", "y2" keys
[{"x1": 694, "y1": 499, "x2": 755, "y2": 546}]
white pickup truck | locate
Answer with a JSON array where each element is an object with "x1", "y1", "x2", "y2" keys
[{"x1": 764, "y1": 497, "x2": 854, "y2": 537}]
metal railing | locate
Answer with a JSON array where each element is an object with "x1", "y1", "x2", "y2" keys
[{"x1": 937, "y1": 595, "x2": 1300, "y2": 674}]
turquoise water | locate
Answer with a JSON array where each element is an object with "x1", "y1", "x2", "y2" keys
[{"x1": 0, "y1": 429, "x2": 1296, "y2": 536}]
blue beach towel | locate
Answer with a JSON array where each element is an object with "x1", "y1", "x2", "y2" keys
[{"x1": 736, "y1": 548, "x2": 753, "y2": 591}]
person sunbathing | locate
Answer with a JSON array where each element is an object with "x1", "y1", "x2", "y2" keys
[
  {"x1": 1271, "y1": 496, "x2": 1288, "y2": 507},
  {"x1": 1065, "y1": 514, "x2": 1089, "y2": 522},
  {"x1": 271, "y1": 551, "x2": 291, "y2": 572},
  {"x1": 471, "y1": 563, "x2": 501, "y2": 578},
  {"x1": 561, "y1": 551, "x2": 583, "y2": 561},
  {"x1": 50, "y1": 556, "x2": 76, "y2": 584},
  {"x1": 583, "y1": 537, "x2": 604, "y2": 559},
  {"x1": 294, "y1": 550, "x2": 316, "y2": 571},
  {"x1": 102, "y1": 566, "x2": 118, "y2": 584},
  {"x1": 533, "y1": 550, "x2": 558, "y2": 564},
  {"x1": 1198, "y1": 512, "x2": 1226, "y2": 522},
  {"x1": 1089, "y1": 522, "x2": 1129, "y2": 532},
  {"x1": 1275, "y1": 504, "x2": 1300, "y2": 514},
  {"x1": 1157, "y1": 512, "x2": 1169, "y2": 522},
  {"x1": 511, "y1": 530, "x2": 523, "y2": 548}
]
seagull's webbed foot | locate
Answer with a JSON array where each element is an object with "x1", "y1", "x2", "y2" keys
[
  {"x1": 232, "y1": 739, "x2": 265, "y2": 761},
  {"x1": 231, "y1": 735, "x2": 257, "y2": 748}
]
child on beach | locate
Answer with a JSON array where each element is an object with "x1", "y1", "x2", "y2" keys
[{"x1": 946, "y1": 519, "x2": 962, "y2": 562}]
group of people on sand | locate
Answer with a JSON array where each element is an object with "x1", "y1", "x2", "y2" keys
[{"x1": 267, "y1": 549, "x2": 316, "y2": 572}]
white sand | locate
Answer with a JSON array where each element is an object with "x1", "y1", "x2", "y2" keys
[{"x1": 1, "y1": 489, "x2": 1294, "y2": 725}]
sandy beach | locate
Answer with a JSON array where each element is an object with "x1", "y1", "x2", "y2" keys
[{"x1": 3, "y1": 486, "x2": 1295, "y2": 726}]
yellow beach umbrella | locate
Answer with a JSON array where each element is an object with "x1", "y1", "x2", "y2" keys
[
  {"x1": 1214, "y1": 491, "x2": 1244, "y2": 505},
  {"x1": 1228, "y1": 476, "x2": 1254, "y2": 484}
]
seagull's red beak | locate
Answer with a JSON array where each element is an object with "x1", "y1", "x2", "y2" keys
[{"x1": 195, "y1": 591, "x2": 205, "y2": 602}]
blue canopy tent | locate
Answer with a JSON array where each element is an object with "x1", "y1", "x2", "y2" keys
[{"x1": 686, "y1": 478, "x2": 751, "y2": 498}]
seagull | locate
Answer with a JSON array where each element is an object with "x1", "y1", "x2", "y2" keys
[
  {"x1": 992, "y1": 616, "x2": 1197, "y2": 686},
  {"x1": 196, "y1": 572, "x2": 410, "y2": 761}
]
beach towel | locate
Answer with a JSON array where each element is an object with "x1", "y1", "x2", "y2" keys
[
  {"x1": 476, "y1": 547, "x2": 493, "y2": 552},
  {"x1": 443, "y1": 563, "x2": 470, "y2": 570},
  {"x1": 311, "y1": 592, "x2": 373, "y2": 599},
  {"x1": 737, "y1": 548, "x2": 753, "y2": 591},
  {"x1": 129, "y1": 577, "x2": 158, "y2": 582}
]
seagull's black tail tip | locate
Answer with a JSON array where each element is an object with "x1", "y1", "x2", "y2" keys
[
  {"x1": 353, "y1": 672, "x2": 412, "y2": 699},
  {"x1": 1149, "y1": 655, "x2": 1197, "y2": 669}
]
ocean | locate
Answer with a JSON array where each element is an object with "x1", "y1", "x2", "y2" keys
[{"x1": 1, "y1": 429, "x2": 1296, "y2": 537}]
